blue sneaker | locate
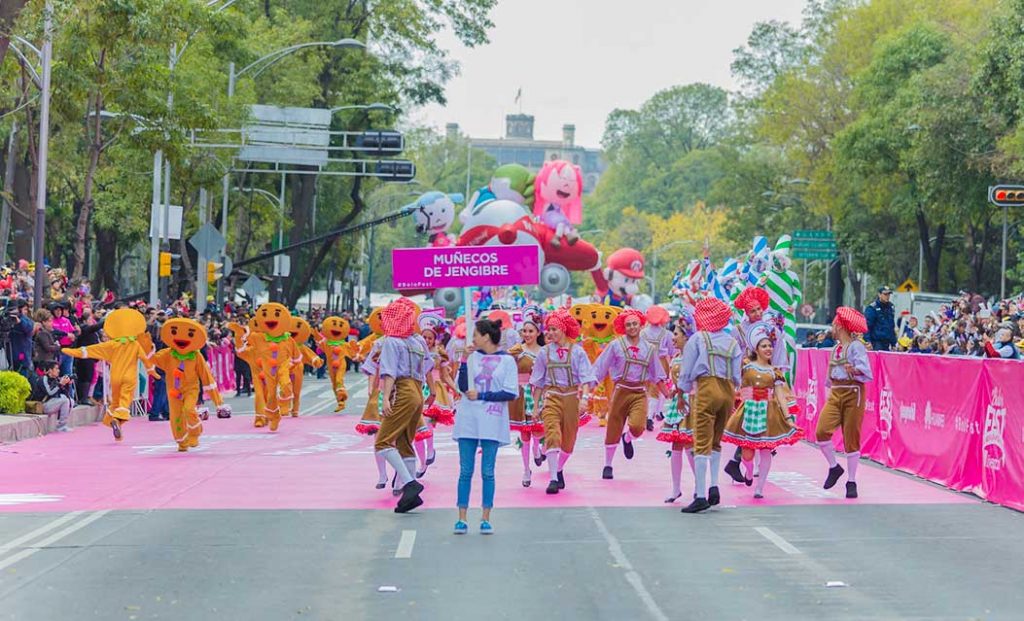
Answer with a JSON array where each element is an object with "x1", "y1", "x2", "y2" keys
[
  {"x1": 453, "y1": 520, "x2": 468, "y2": 535},
  {"x1": 480, "y1": 520, "x2": 493, "y2": 535}
]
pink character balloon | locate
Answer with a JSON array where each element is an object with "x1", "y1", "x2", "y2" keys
[{"x1": 533, "y1": 160, "x2": 583, "y2": 247}]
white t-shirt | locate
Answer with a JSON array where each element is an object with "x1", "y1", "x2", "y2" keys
[{"x1": 452, "y1": 351, "x2": 518, "y2": 446}]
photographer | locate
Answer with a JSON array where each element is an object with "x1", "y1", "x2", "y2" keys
[
  {"x1": 31, "y1": 360, "x2": 74, "y2": 432},
  {"x1": 9, "y1": 299, "x2": 35, "y2": 377}
]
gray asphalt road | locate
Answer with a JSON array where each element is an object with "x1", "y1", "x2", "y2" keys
[{"x1": 1, "y1": 372, "x2": 1021, "y2": 621}]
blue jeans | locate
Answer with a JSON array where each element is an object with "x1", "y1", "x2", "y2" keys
[
  {"x1": 456, "y1": 438, "x2": 500, "y2": 509},
  {"x1": 59, "y1": 353, "x2": 73, "y2": 377}
]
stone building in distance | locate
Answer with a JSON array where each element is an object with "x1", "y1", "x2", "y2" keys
[{"x1": 446, "y1": 114, "x2": 606, "y2": 193}]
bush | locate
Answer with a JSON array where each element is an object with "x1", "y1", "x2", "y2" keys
[{"x1": 0, "y1": 371, "x2": 31, "y2": 414}]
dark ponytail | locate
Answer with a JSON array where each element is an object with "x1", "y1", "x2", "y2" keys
[{"x1": 475, "y1": 318, "x2": 502, "y2": 346}]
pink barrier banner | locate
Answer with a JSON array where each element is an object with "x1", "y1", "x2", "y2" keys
[
  {"x1": 391, "y1": 245, "x2": 541, "y2": 290},
  {"x1": 206, "y1": 343, "x2": 236, "y2": 394},
  {"x1": 795, "y1": 348, "x2": 1023, "y2": 511}
]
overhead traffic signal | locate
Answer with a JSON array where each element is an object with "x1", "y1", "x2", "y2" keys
[
  {"x1": 374, "y1": 160, "x2": 416, "y2": 182},
  {"x1": 355, "y1": 130, "x2": 404, "y2": 157},
  {"x1": 988, "y1": 185, "x2": 1024, "y2": 207}
]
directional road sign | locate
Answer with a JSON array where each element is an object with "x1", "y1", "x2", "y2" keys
[
  {"x1": 189, "y1": 223, "x2": 226, "y2": 258},
  {"x1": 793, "y1": 249, "x2": 838, "y2": 261},
  {"x1": 792, "y1": 229, "x2": 834, "y2": 240},
  {"x1": 897, "y1": 278, "x2": 919, "y2": 293},
  {"x1": 241, "y1": 275, "x2": 266, "y2": 300}
]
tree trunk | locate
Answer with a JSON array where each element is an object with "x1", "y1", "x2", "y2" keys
[
  {"x1": 73, "y1": 80, "x2": 106, "y2": 280},
  {"x1": 0, "y1": 0, "x2": 30, "y2": 69},
  {"x1": 285, "y1": 176, "x2": 365, "y2": 308},
  {"x1": 844, "y1": 251, "x2": 863, "y2": 310},
  {"x1": 283, "y1": 167, "x2": 316, "y2": 302},
  {"x1": 915, "y1": 207, "x2": 944, "y2": 292},
  {"x1": 12, "y1": 154, "x2": 32, "y2": 262},
  {"x1": 95, "y1": 225, "x2": 118, "y2": 292},
  {"x1": 0, "y1": 124, "x2": 18, "y2": 265}
]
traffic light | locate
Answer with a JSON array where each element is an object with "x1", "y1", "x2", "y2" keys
[
  {"x1": 374, "y1": 159, "x2": 416, "y2": 182},
  {"x1": 207, "y1": 261, "x2": 223, "y2": 284},
  {"x1": 988, "y1": 185, "x2": 1024, "y2": 207},
  {"x1": 355, "y1": 130, "x2": 404, "y2": 157},
  {"x1": 159, "y1": 252, "x2": 171, "y2": 277}
]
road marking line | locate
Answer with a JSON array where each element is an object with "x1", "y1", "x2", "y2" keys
[
  {"x1": 394, "y1": 530, "x2": 416, "y2": 559},
  {"x1": 755, "y1": 526, "x2": 801, "y2": 555},
  {"x1": 0, "y1": 511, "x2": 85, "y2": 555},
  {"x1": 0, "y1": 510, "x2": 110, "y2": 572},
  {"x1": 587, "y1": 508, "x2": 669, "y2": 621}
]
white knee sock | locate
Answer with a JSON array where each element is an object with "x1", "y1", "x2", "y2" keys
[
  {"x1": 847, "y1": 452, "x2": 860, "y2": 482},
  {"x1": 755, "y1": 449, "x2": 772, "y2": 495},
  {"x1": 426, "y1": 434, "x2": 435, "y2": 458},
  {"x1": 647, "y1": 397, "x2": 658, "y2": 421},
  {"x1": 521, "y1": 441, "x2": 532, "y2": 473},
  {"x1": 709, "y1": 450, "x2": 722, "y2": 488},
  {"x1": 558, "y1": 451, "x2": 571, "y2": 470},
  {"x1": 414, "y1": 440, "x2": 428, "y2": 471},
  {"x1": 742, "y1": 458, "x2": 754, "y2": 481},
  {"x1": 604, "y1": 444, "x2": 617, "y2": 468},
  {"x1": 380, "y1": 449, "x2": 413, "y2": 486},
  {"x1": 532, "y1": 435, "x2": 543, "y2": 458},
  {"x1": 693, "y1": 455, "x2": 710, "y2": 499},
  {"x1": 686, "y1": 448, "x2": 696, "y2": 476},
  {"x1": 374, "y1": 452, "x2": 388, "y2": 484},
  {"x1": 818, "y1": 441, "x2": 838, "y2": 467},
  {"x1": 547, "y1": 449, "x2": 561, "y2": 481},
  {"x1": 403, "y1": 457, "x2": 418, "y2": 481},
  {"x1": 670, "y1": 450, "x2": 683, "y2": 497}
]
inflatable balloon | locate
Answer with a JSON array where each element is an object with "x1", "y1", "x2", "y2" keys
[
  {"x1": 411, "y1": 191, "x2": 463, "y2": 248},
  {"x1": 533, "y1": 160, "x2": 583, "y2": 246},
  {"x1": 593, "y1": 247, "x2": 645, "y2": 307},
  {"x1": 466, "y1": 163, "x2": 536, "y2": 212}
]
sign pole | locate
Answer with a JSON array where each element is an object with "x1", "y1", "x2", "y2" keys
[
  {"x1": 1001, "y1": 205, "x2": 1008, "y2": 300},
  {"x1": 463, "y1": 286, "x2": 474, "y2": 344}
]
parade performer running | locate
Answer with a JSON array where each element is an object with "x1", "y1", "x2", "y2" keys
[
  {"x1": 62, "y1": 308, "x2": 153, "y2": 442},
  {"x1": 593, "y1": 308, "x2": 666, "y2": 480},
  {"x1": 815, "y1": 307, "x2": 872, "y2": 499},
  {"x1": 375, "y1": 298, "x2": 431, "y2": 513},
  {"x1": 678, "y1": 298, "x2": 742, "y2": 514},
  {"x1": 642, "y1": 306, "x2": 674, "y2": 432},
  {"x1": 722, "y1": 323, "x2": 803, "y2": 498},
  {"x1": 452, "y1": 319, "x2": 518, "y2": 535},
  {"x1": 313, "y1": 315, "x2": 356, "y2": 412},
  {"x1": 529, "y1": 309, "x2": 596, "y2": 495},
  {"x1": 249, "y1": 304, "x2": 297, "y2": 431},
  {"x1": 149, "y1": 318, "x2": 230, "y2": 451},
  {"x1": 657, "y1": 317, "x2": 694, "y2": 503},
  {"x1": 507, "y1": 305, "x2": 546, "y2": 487},
  {"x1": 289, "y1": 317, "x2": 324, "y2": 417}
]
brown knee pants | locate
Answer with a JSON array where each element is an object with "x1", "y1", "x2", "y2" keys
[
  {"x1": 541, "y1": 388, "x2": 579, "y2": 454},
  {"x1": 815, "y1": 381, "x2": 865, "y2": 453},
  {"x1": 691, "y1": 376, "x2": 735, "y2": 456},
  {"x1": 374, "y1": 378, "x2": 424, "y2": 458},
  {"x1": 604, "y1": 384, "x2": 647, "y2": 445}
]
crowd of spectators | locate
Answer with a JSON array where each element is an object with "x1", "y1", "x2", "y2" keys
[{"x1": 802, "y1": 287, "x2": 1024, "y2": 359}]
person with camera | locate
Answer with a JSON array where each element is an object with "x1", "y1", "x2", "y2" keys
[
  {"x1": 73, "y1": 309, "x2": 104, "y2": 406},
  {"x1": 33, "y1": 309, "x2": 61, "y2": 371},
  {"x1": 31, "y1": 360, "x2": 74, "y2": 432},
  {"x1": 9, "y1": 299, "x2": 35, "y2": 378}
]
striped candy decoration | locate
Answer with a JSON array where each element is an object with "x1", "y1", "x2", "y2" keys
[{"x1": 763, "y1": 262, "x2": 802, "y2": 382}]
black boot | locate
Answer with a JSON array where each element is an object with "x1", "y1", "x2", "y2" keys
[
  {"x1": 645, "y1": 419, "x2": 654, "y2": 432},
  {"x1": 708, "y1": 485, "x2": 721, "y2": 506},
  {"x1": 845, "y1": 481, "x2": 858, "y2": 499},
  {"x1": 557, "y1": 470, "x2": 565, "y2": 489},
  {"x1": 395, "y1": 480, "x2": 424, "y2": 513},
  {"x1": 681, "y1": 497, "x2": 711, "y2": 513},
  {"x1": 724, "y1": 459, "x2": 745, "y2": 483},
  {"x1": 546, "y1": 480, "x2": 559, "y2": 494},
  {"x1": 824, "y1": 464, "x2": 845, "y2": 490},
  {"x1": 622, "y1": 433, "x2": 634, "y2": 460},
  {"x1": 602, "y1": 466, "x2": 613, "y2": 480}
]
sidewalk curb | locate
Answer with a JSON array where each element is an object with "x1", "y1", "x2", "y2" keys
[{"x1": 0, "y1": 405, "x2": 103, "y2": 445}]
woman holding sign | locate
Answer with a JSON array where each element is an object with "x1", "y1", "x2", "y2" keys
[{"x1": 453, "y1": 319, "x2": 518, "y2": 535}]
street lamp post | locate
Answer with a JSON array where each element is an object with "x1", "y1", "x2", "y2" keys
[{"x1": 31, "y1": 3, "x2": 53, "y2": 311}]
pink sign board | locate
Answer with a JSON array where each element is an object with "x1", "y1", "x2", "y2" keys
[{"x1": 391, "y1": 245, "x2": 540, "y2": 290}]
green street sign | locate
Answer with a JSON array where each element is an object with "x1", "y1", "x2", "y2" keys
[
  {"x1": 793, "y1": 249, "x2": 838, "y2": 261},
  {"x1": 792, "y1": 239, "x2": 838, "y2": 250},
  {"x1": 792, "y1": 229, "x2": 834, "y2": 240}
]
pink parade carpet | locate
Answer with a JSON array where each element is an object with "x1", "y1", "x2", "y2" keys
[{"x1": 0, "y1": 415, "x2": 974, "y2": 513}]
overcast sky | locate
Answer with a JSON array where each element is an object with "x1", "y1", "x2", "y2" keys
[{"x1": 413, "y1": 0, "x2": 808, "y2": 148}]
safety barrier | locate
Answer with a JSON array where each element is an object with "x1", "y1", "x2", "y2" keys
[
  {"x1": 206, "y1": 343, "x2": 237, "y2": 394},
  {"x1": 795, "y1": 348, "x2": 1023, "y2": 512}
]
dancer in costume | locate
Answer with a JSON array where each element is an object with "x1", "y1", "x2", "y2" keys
[
  {"x1": 227, "y1": 318, "x2": 268, "y2": 427},
  {"x1": 815, "y1": 307, "x2": 872, "y2": 499},
  {"x1": 593, "y1": 308, "x2": 666, "y2": 480},
  {"x1": 356, "y1": 338, "x2": 391, "y2": 489},
  {"x1": 529, "y1": 309, "x2": 596, "y2": 495},
  {"x1": 313, "y1": 315, "x2": 355, "y2": 412},
  {"x1": 679, "y1": 298, "x2": 742, "y2": 514},
  {"x1": 488, "y1": 309, "x2": 522, "y2": 351},
  {"x1": 452, "y1": 319, "x2": 518, "y2": 535},
  {"x1": 722, "y1": 324, "x2": 803, "y2": 498},
  {"x1": 507, "y1": 305, "x2": 546, "y2": 487},
  {"x1": 149, "y1": 318, "x2": 230, "y2": 451},
  {"x1": 420, "y1": 313, "x2": 457, "y2": 425},
  {"x1": 724, "y1": 286, "x2": 790, "y2": 483},
  {"x1": 657, "y1": 317, "x2": 695, "y2": 503},
  {"x1": 247, "y1": 303, "x2": 297, "y2": 431},
  {"x1": 374, "y1": 298, "x2": 431, "y2": 513},
  {"x1": 642, "y1": 306, "x2": 675, "y2": 432},
  {"x1": 62, "y1": 308, "x2": 153, "y2": 442},
  {"x1": 289, "y1": 317, "x2": 324, "y2": 417}
]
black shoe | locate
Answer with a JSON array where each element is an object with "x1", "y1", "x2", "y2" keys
[
  {"x1": 546, "y1": 481, "x2": 560, "y2": 494},
  {"x1": 426, "y1": 452, "x2": 436, "y2": 466},
  {"x1": 724, "y1": 459, "x2": 745, "y2": 483},
  {"x1": 708, "y1": 486, "x2": 721, "y2": 506},
  {"x1": 622, "y1": 433, "x2": 634, "y2": 460},
  {"x1": 602, "y1": 466, "x2": 613, "y2": 480},
  {"x1": 557, "y1": 470, "x2": 565, "y2": 489},
  {"x1": 110, "y1": 419, "x2": 122, "y2": 440},
  {"x1": 845, "y1": 481, "x2": 858, "y2": 499},
  {"x1": 395, "y1": 480, "x2": 424, "y2": 513},
  {"x1": 148, "y1": 415, "x2": 161, "y2": 422},
  {"x1": 681, "y1": 497, "x2": 711, "y2": 513},
  {"x1": 824, "y1": 464, "x2": 845, "y2": 490},
  {"x1": 745, "y1": 478, "x2": 753, "y2": 487},
  {"x1": 375, "y1": 482, "x2": 386, "y2": 490},
  {"x1": 646, "y1": 419, "x2": 654, "y2": 432},
  {"x1": 534, "y1": 455, "x2": 544, "y2": 467}
]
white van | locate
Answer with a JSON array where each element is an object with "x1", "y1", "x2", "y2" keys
[{"x1": 891, "y1": 291, "x2": 954, "y2": 321}]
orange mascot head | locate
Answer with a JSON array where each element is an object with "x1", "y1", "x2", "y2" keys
[
  {"x1": 570, "y1": 303, "x2": 621, "y2": 342},
  {"x1": 103, "y1": 308, "x2": 146, "y2": 340},
  {"x1": 255, "y1": 303, "x2": 290, "y2": 337},
  {"x1": 321, "y1": 316, "x2": 352, "y2": 342},
  {"x1": 160, "y1": 318, "x2": 208, "y2": 353},
  {"x1": 290, "y1": 317, "x2": 312, "y2": 343}
]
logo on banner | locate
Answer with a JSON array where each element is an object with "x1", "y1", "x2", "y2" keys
[
  {"x1": 923, "y1": 401, "x2": 946, "y2": 430},
  {"x1": 878, "y1": 386, "x2": 894, "y2": 440},
  {"x1": 899, "y1": 402, "x2": 917, "y2": 423},
  {"x1": 983, "y1": 387, "x2": 1006, "y2": 471},
  {"x1": 804, "y1": 371, "x2": 818, "y2": 422}
]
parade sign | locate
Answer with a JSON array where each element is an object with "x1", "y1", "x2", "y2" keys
[{"x1": 391, "y1": 245, "x2": 540, "y2": 290}]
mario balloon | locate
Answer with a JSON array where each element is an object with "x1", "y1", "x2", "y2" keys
[{"x1": 594, "y1": 248, "x2": 645, "y2": 307}]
